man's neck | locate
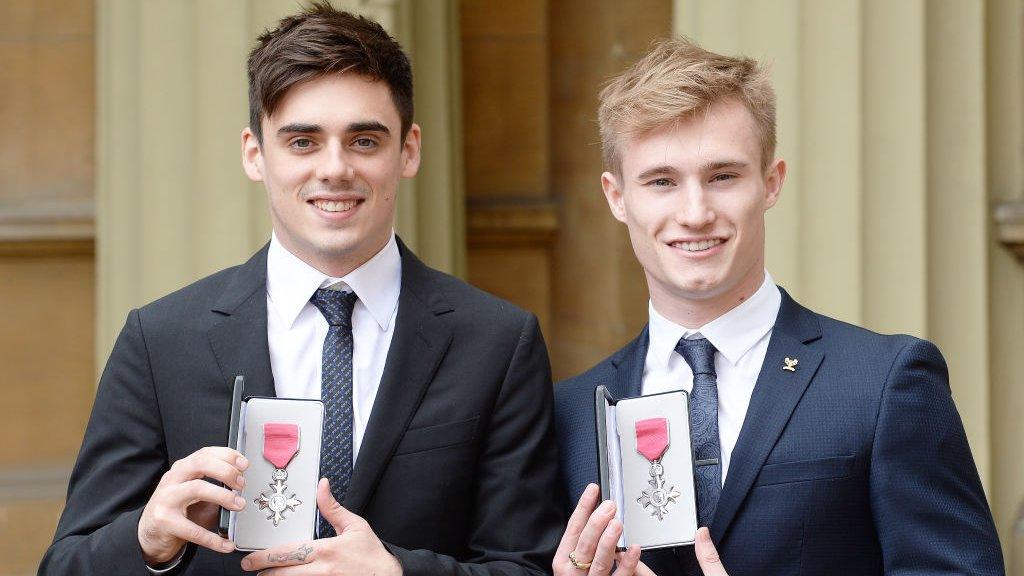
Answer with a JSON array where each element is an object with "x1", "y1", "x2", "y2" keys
[
  {"x1": 274, "y1": 233, "x2": 391, "y2": 280},
  {"x1": 649, "y1": 268, "x2": 766, "y2": 330}
]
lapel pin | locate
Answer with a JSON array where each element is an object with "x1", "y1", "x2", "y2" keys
[{"x1": 783, "y1": 357, "x2": 798, "y2": 372}]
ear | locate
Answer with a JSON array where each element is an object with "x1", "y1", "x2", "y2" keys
[
  {"x1": 763, "y1": 158, "x2": 786, "y2": 210},
  {"x1": 400, "y1": 123, "x2": 422, "y2": 179},
  {"x1": 241, "y1": 127, "x2": 264, "y2": 182},
  {"x1": 601, "y1": 171, "x2": 628, "y2": 224}
]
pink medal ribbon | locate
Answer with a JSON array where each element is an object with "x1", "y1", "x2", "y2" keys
[
  {"x1": 634, "y1": 417, "x2": 679, "y2": 521},
  {"x1": 635, "y1": 417, "x2": 669, "y2": 462},
  {"x1": 255, "y1": 423, "x2": 303, "y2": 526},
  {"x1": 263, "y1": 423, "x2": 300, "y2": 469}
]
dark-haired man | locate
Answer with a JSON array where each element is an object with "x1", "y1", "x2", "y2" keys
[{"x1": 40, "y1": 5, "x2": 562, "y2": 575}]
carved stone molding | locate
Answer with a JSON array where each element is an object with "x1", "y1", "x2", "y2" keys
[
  {"x1": 994, "y1": 200, "x2": 1024, "y2": 262},
  {"x1": 0, "y1": 200, "x2": 94, "y2": 241},
  {"x1": 0, "y1": 199, "x2": 94, "y2": 256},
  {"x1": 0, "y1": 463, "x2": 73, "y2": 502},
  {"x1": 466, "y1": 198, "x2": 560, "y2": 248}
]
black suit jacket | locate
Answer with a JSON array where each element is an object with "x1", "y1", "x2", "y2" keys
[
  {"x1": 41, "y1": 241, "x2": 564, "y2": 575},
  {"x1": 555, "y1": 289, "x2": 1003, "y2": 575}
]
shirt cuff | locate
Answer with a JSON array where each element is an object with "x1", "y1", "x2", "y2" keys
[{"x1": 145, "y1": 545, "x2": 187, "y2": 574}]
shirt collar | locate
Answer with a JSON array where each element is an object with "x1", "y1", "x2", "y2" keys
[
  {"x1": 266, "y1": 231, "x2": 401, "y2": 331},
  {"x1": 647, "y1": 271, "x2": 781, "y2": 367}
]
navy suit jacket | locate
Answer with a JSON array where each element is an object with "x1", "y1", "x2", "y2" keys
[{"x1": 554, "y1": 288, "x2": 1003, "y2": 575}]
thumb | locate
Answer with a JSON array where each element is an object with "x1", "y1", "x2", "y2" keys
[
  {"x1": 317, "y1": 478, "x2": 361, "y2": 534},
  {"x1": 694, "y1": 527, "x2": 728, "y2": 576}
]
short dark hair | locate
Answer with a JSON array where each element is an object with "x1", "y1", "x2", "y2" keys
[{"x1": 246, "y1": 1, "x2": 414, "y2": 143}]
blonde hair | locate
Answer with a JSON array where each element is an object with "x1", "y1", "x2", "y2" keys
[{"x1": 598, "y1": 37, "x2": 776, "y2": 172}]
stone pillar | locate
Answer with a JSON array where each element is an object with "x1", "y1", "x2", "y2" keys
[
  {"x1": 986, "y1": 0, "x2": 1024, "y2": 568},
  {"x1": 548, "y1": 0, "x2": 672, "y2": 379}
]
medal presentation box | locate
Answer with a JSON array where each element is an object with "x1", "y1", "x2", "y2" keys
[
  {"x1": 227, "y1": 395, "x2": 325, "y2": 551},
  {"x1": 595, "y1": 386, "x2": 698, "y2": 550}
]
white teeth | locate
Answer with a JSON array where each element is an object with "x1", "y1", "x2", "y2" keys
[
  {"x1": 313, "y1": 199, "x2": 359, "y2": 213},
  {"x1": 673, "y1": 239, "x2": 723, "y2": 252}
]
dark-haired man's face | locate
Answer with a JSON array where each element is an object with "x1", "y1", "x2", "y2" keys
[{"x1": 242, "y1": 73, "x2": 420, "y2": 276}]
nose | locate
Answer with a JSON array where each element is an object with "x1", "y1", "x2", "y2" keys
[
  {"x1": 674, "y1": 183, "x2": 716, "y2": 229},
  {"x1": 315, "y1": 141, "x2": 355, "y2": 185}
]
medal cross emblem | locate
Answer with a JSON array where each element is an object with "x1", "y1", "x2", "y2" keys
[
  {"x1": 783, "y1": 357, "x2": 799, "y2": 372},
  {"x1": 254, "y1": 469, "x2": 302, "y2": 526},
  {"x1": 636, "y1": 461, "x2": 681, "y2": 520}
]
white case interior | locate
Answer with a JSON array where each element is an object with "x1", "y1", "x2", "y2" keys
[
  {"x1": 605, "y1": 391, "x2": 698, "y2": 549},
  {"x1": 230, "y1": 397, "x2": 324, "y2": 551}
]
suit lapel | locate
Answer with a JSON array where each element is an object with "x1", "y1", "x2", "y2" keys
[
  {"x1": 343, "y1": 240, "x2": 454, "y2": 514},
  {"x1": 609, "y1": 326, "x2": 648, "y2": 399},
  {"x1": 207, "y1": 246, "x2": 276, "y2": 399},
  {"x1": 710, "y1": 289, "x2": 823, "y2": 542}
]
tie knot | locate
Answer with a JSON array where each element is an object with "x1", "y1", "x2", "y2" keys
[
  {"x1": 675, "y1": 337, "x2": 717, "y2": 376},
  {"x1": 310, "y1": 288, "x2": 358, "y2": 327}
]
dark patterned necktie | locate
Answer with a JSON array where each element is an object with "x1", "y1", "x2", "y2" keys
[
  {"x1": 676, "y1": 337, "x2": 722, "y2": 529},
  {"x1": 309, "y1": 288, "x2": 359, "y2": 538}
]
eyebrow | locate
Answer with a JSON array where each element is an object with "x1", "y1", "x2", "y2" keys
[
  {"x1": 277, "y1": 122, "x2": 322, "y2": 136},
  {"x1": 703, "y1": 160, "x2": 749, "y2": 172},
  {"x1": 635, "y1": 165, "x2": 678, "y2": 181},
  {"x1": 276, "y1": 120, "x2": 391, "y2": 137},
  {"x1": 348, "y1": 121, "x2": 390, "y2": 135},
  {"x1": 635, "y1": 160, "x2": 750, "y2": 181}
]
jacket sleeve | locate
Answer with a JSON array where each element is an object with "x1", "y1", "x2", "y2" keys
[
  {"x1": 387, "y1": 313, "x2": 566, "y2": 576},
  {"x1": 39, "y1": 310, "x2": 193, "y2": 575},
  {"x1": 869, "y1": 337, "x2": 1004, "y2": 575}
]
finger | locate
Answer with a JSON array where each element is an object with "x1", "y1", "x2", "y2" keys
[
  {"x1": 556, "y1": 483, "x2": 601, "y2": 557},
  {"x1": 612, "y1": 545, "x2": 641, "y2": 576},
  {"x1": 588, "y1": 518, "x2": 622, "y2": 576},
  {"x1": 694, "y1": 527, "x2": 728, "y2": 576},
  {"x1": 192, "y1": 456, "x2": 248, "y2": 491},
  {"x1": 316, "y1": 478, "x2": 363, "y2": 534},
  {"x1": 634, "y1": 560, "x2": 657, "y2": 576},
  {"x1": 241, "y1": 541, "x2": 317, "y2": 572},
  {"x1": 164, "y1": 447, "x2": 248, "y2": 486},
  {"x1": 172, "y1": 479, "x2": 246, "y2": 512},
  {"x1": 160, "y1": 513, "x2": 235, "y2": 553},
  {"x1": 571, "y1": 499, "x2": 616, "y2": 567}
]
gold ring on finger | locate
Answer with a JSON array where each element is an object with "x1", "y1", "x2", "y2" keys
[{"x1": 569, "y1": 551, "x2": 592, "y2": 571}]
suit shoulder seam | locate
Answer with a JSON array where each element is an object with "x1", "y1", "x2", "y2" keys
[
  {"x1": 868, "y1": 336, "x2": 921, "y2": 456},
  {"x1": 132, "y1": 308, "x2": 170, "y2": 450}
]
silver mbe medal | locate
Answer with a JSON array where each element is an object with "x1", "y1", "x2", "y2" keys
[
  {"x1": 635, "y1": 417, "x2": 680, "y2": 521},
  {"x1": 255, "y1": 422, "x2": 302, "y2": 526}
]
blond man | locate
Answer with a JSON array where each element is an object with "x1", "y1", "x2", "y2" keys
[{"x1": 552, "y1": 38, "x2": 1002, "y2": 576}]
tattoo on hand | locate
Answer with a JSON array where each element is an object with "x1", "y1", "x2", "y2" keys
[{"x1": 267, "y1": 543, "x2": 314, "y2": 563}]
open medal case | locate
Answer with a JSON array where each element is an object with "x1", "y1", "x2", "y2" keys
[
  {"x1": 221, "y1": 377, "x2": 325, "y2": 551},
  {"x1": 595, "y1": 385, "x2": 698, "y2": 550}
]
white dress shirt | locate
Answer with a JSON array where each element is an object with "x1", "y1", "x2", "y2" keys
[
  {"x1": 266, "y1": 231, "x2": 401, "y2": 464},
  {"x1": 147, "y1": 234, "x2": 402, "y2": 573},
  {"x1": 642, "y1": 272, "x2": 781, "y2": 484}
]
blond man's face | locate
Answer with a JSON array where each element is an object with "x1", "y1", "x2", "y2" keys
[{"x1": 601, "y1": 98, "x2": 785, "y2": 314}]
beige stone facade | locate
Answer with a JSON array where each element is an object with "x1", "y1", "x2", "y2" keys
[{"x1": 2, "y1": 0, "x2": 1023, "y2": 573}]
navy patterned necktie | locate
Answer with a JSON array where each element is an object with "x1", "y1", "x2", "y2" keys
[
  {"x1": 309, "y1": 288, "x2": 359, "y2": 539},
  {"x1": 676, "y1": 337, "x2": 722, "y2": 529}
]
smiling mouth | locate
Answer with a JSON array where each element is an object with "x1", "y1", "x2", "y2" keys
[
  {"x1": 670, "y1": 238, "x2": 725, "y2": 252},
  {"x1": 311, "y1": 199, "x2": 361, "y2": 213}
]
